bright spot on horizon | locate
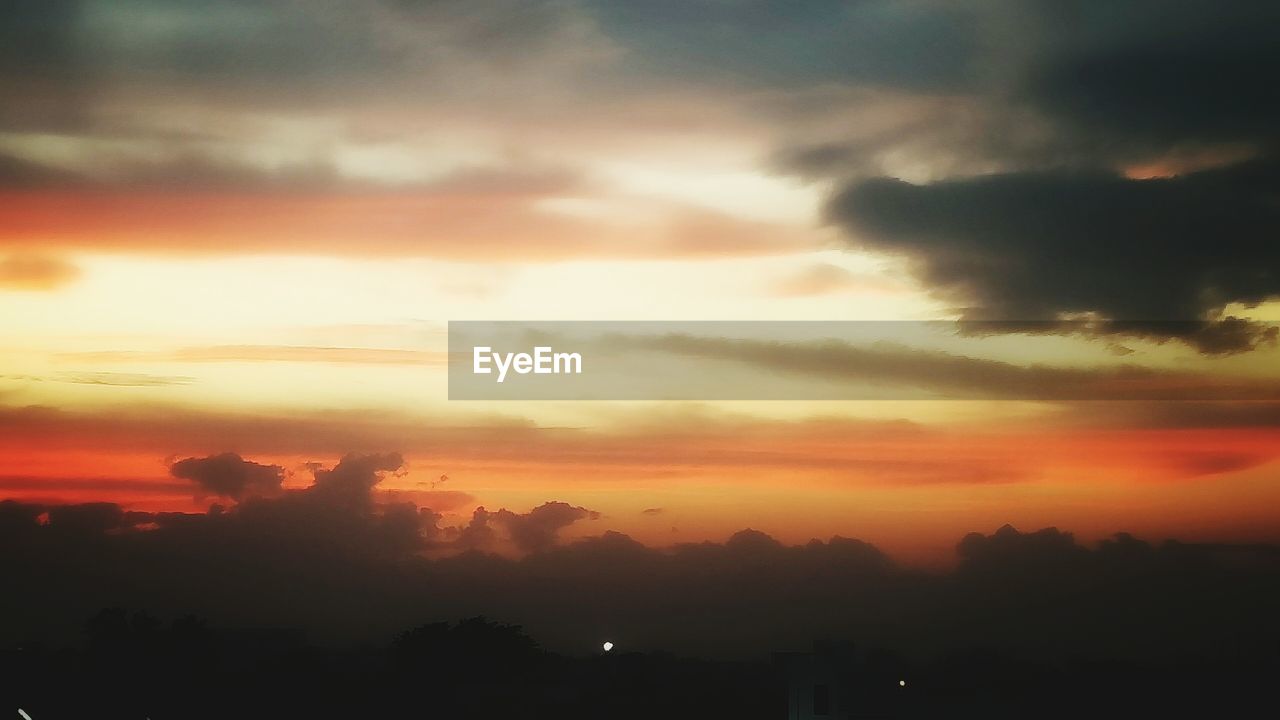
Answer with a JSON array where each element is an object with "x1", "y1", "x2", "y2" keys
[
  {"x1": 899, "y1": 680, "x2": 906, "y2": 687},
  {"x1": 603, "y1": 641, "x2": 615, "y2": 652}
]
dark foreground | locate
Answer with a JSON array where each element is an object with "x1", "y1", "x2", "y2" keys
[{"x1": 6, "y1": 611, "x2": 1277, "y2": 720}]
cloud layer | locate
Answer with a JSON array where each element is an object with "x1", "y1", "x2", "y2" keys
[
  {"x1": 4, "y1": 488, "x2": 1279, "y2": 663},
  {"x1": 828, "y1": 162, "x2": 1280, "y2": 351}
]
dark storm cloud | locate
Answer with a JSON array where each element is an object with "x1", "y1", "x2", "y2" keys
[
  {"x1": 0, "y1": 1, "x2": 81, "y2": 76},
  {"x1": 767, "y1": 0, "x2": 1280, "y2": 175},
  {"x1": 589, "y1": 0, "x2": 974, "y2": 91},
  {"x1": 828, "y1": 159, "x2": 1280, "y2": 352},
  {"x1": 802, "y1": 2, "x2": 1280, "y2": 350},
  {"x1": 169, "y1": 453, "x2": 285, "y2": 501},
  {"x1": 1014, "y1": 0, "x2": 1280, "y2": 151}
]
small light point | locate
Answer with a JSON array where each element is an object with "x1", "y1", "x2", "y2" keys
[
  {"x1": 899, "y1": 680, "x2": 906, "y2": 687},
  {"x1": 602, "y1": 641, "x2": 614, "y2": 652}
]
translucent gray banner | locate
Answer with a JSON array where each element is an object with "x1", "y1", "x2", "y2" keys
[{"x1": 447, "y1": 321, "x2": 1280, "y2": 401}]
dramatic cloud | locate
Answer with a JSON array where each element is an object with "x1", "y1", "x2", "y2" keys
[
  {"x1": 495, "y1": 501, "x2": 601, "y2": 553},
  {"x1": 4, "y1": 406, "x2": 1279, "y2": 535},
  {"x1": 169, "y1": 453, "x2": 285, "y2": 501},
  {"x1": 769, "y1": 1, "x2": 1280, "y2": 177},
  {"x1": 164, "y1": 451, "x2": 592, "y2": 555},
  {"x1": 307, "y1": 452, "x2": 404, "y2": 510},
  {"x1": 460, "y1": 501, "x2": 600, "y2": 554},
  {"x1": 174, "y1": 452, "x2": 429, "y2": 565},
  {"x1": 591, "y1": 0, "x2": 974, "y2": 91},
  {"x1": 828, "y1": 161, "x2": 1280, "y2": 352},
  {"x1": 1012, "y1": 1, "x2": 1280, "y2": 153},
  {"x1": 780, "y1": 1, "x2": 1280, "y2": 351}
]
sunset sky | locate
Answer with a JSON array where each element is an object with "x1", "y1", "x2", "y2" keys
[{"x1": 3, "y1": 0, "x2": 1280, "y2": 567}]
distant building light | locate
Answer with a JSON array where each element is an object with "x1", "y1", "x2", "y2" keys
[
  {"x1": 602, "y1": 641, "x2": 614, "y2": 652},
  {"x1": 899, "y1": 680, "x2": 906, "y2": 687}
]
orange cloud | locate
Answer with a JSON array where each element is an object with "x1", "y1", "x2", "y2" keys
[
  {"x1": 0, "y1": 190, "x2": 814, "y2": 260},
  {"x1": 4, "y1": 404, "x2": 1279, "y2": 562},
  {"x1": 3, "y1": 404, "x2": 1277, "y2": 488},
  {"x1": 0, "y1": 252, "x2": 80, "y2": 290}
]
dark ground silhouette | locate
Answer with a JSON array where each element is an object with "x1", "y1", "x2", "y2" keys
[
  {"x1": 6, "y1": 609, "x2": 1277, "y2": 719},
  {"x1": 5, "y1": 456, "x2": 1280, "y2": 719}
]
